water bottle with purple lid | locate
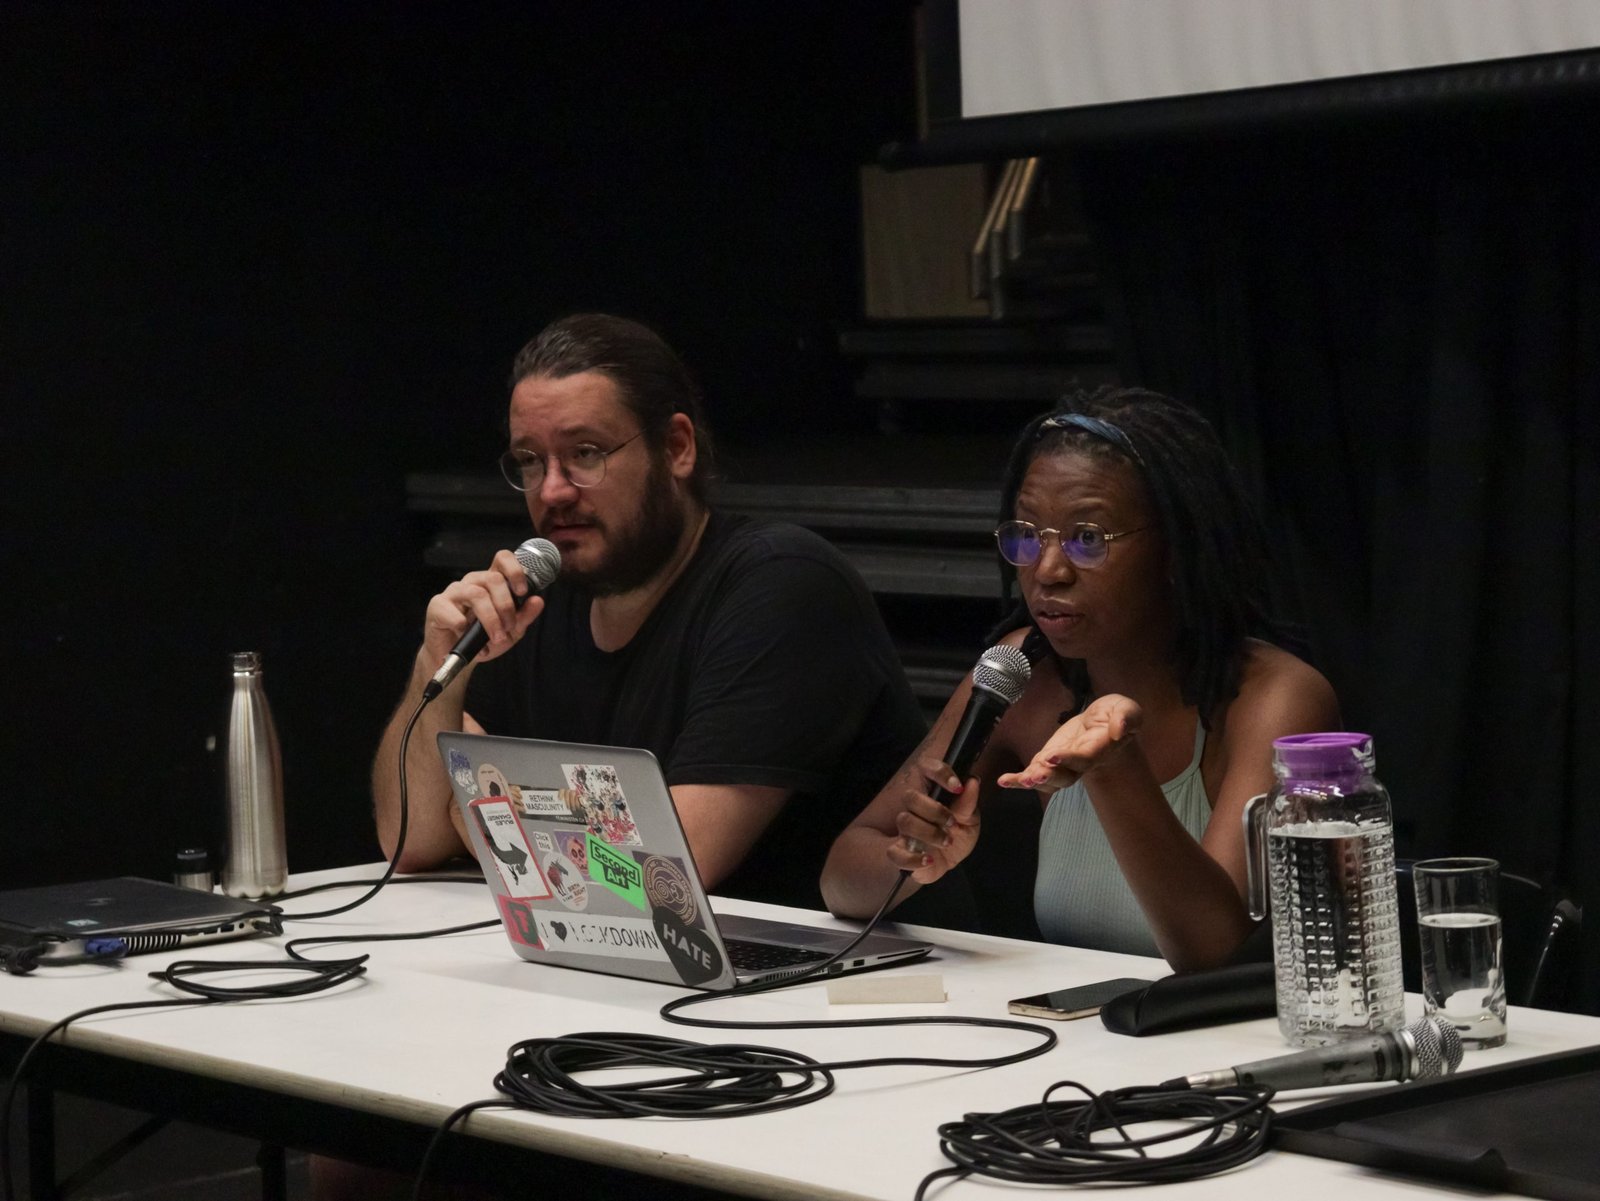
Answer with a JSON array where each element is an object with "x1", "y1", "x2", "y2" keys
[{"x1": 1244, "y1": 733, "x2": 1405, "y2": 1047}]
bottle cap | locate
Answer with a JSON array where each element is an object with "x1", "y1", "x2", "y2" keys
[
  {"x1": 1272, "y1": 731, "x2": 1374, "y2": 775},
  {"x1": 174, "y1": 847, "x2": 214, "y2": 892},
  {"x1": 231, "y1": 651, "x2": 263, "y2": 672}
]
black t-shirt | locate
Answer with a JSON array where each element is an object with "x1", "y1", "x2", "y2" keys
[{"x1": 463, "y1": 511, "x2": 927, "y2": 909}]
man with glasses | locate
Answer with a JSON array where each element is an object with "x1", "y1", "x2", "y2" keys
[{"x1": 372, "y1": 313, "x2": 926, "y2": 909}]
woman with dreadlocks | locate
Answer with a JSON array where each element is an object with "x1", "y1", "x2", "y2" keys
[{"x1": 821, "y1": 387, "x2": 1338, "y2": 971}]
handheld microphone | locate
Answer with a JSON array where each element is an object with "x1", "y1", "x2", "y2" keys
[
  {"x1": 1165, "y1": 1016, "x2": 1464, "y2": 1091},
  {"x1": 906, "y1": 644, "x2": 1032, "y2": 853},
  {"x1": 422, "y1": 538, "x2": 561, "y2": 702}
]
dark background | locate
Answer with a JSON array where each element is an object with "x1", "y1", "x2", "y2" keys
[
  {"x1": 1069, "y1": 101, "x2": 1600, "y2": 1007},
  {"x1": 1076, "y1": 98, "x2": 1600, "y2": 888},
  {"x1": 5, "y1": 3, "x2": 1599, "y2": 1008},
  {"x1": 2, "y1": 1, "x2": 921, "y2": 885}
]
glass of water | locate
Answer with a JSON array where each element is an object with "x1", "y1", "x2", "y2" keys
[{"x1": 1412, "y1": 857, "x2": 1507, "y2": 1049}]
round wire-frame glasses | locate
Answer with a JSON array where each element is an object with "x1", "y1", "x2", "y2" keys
[
  {"x1": 994, "y1": 519, "x2": 1147, "y2": 569},
  {"x1": 498, "y1": 431, "x2": 644, "y2": 492}
]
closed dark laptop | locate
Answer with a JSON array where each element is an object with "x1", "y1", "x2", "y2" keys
[
  {"x1": 0, "y1": 876, "x2": 278, "y2": 962},
  {"x1": 438, "y1": 731, "x2": 932, "y2": 990}
]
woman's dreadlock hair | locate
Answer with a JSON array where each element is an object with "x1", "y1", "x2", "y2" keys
[{"x1": 993, "y1": 385, "x2": 1282, "y2": 727}]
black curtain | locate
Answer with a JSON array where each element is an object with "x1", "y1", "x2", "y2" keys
[
  {"x1": 0, "y1": 3, "x2": 918, "y2": 889},
  {"x1": 1075, "y1": 96, "x2": 1600, "y2": 1007}
]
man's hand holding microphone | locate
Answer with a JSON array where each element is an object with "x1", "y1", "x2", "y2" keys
[{"x1": 421, "y1": 539, "x2": 561, "y2": 702}]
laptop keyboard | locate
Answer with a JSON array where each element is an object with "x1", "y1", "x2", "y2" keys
[{"x1": 723, "y1": 937, "x2": 831, "y2": 972}]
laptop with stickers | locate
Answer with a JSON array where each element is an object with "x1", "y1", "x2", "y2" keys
[{"x1": 437, "y1": 731, "x2": 932, "y2": 990}]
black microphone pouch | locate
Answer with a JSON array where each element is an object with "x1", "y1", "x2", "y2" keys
[{"x1": 1099, "y1": 962, "x2": 1276, "y2": 1036}]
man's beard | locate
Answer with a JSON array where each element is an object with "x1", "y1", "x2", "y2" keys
[{"x1": 556, "y1": 457, "x2": 689, "y2": 597}]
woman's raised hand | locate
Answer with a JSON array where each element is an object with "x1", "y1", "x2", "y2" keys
[{"x1": 997, "y1": 694, "x2": 1145, "y2": 793}]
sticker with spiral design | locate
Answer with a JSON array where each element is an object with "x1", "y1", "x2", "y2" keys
[{"x1": 640, "y1": 854, "x2": 698, "y2": 927}]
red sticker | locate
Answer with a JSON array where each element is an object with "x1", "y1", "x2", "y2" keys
[{"x1": 496, "y1": 895, "x2": 541, "y2": 948}]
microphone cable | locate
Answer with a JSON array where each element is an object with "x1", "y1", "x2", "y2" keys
[
  {"x1": 140, "y1": 915, "x2": 505, "y2": 1002},
  {"x1": 42, "y1": 698, "x2": 455, "y2": 997},
  {"x1": 4, "y1": 686, "x2": 493, "y2": 1200},
  {"x1": 0, "y1": 914, "x2": 509, "y2": 1201},
  {"x1": 278, "y1": 537, "x2": 556, "y2": 922},
  {"x1": 268, "y1": 695, "x2": 431, "y2": 922},
  {"x1": 1, "y1": 998, "x2": 217, "y2": 1201},
  {"x1": 270, "y1": 689, "x2": 498, "y2": 922},
  {"x1": 0, "y1": 960, "x2": 374, "y2": 1201},
  {"x1": 468, "y1": 869, "x2": 1059, "y2": 1122},
  {"x1": 440, "y1": 874, "x2": 1270, "y2": 1193},
  {"x1": 136, "y1": 693, "x2": 480, "y2": 984},
  {"x1": 914, "y1": 1079, "x2": 1276, "y2": 1198},
  {"x1": 273, "y1": 872, "x2": 484, "y2": 901},
  {"x1": 277, "y1": 922, "x2": 499, "y2": 959},
  {"x1": 4, "y1": 685, "x2": 480, "y2": 971}
]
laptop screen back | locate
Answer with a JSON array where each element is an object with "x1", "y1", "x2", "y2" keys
[{"x1": 439, "y1": 732, "x2": 744, "y2": 989}]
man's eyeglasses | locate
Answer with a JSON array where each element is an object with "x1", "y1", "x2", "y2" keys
[
  {"x1": 994, "y1": 519, "x2": 1147, "y2": 569},
  {"x1": 498, "y1": 431, "x2": 644, "y2": 492}
]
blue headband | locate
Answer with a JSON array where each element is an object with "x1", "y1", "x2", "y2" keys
[{"x1": 1039, "y1": 412, "x2": 1145, "y2": 468}]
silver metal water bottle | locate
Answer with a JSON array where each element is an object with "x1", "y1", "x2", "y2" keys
[{"x1": 221, "y1": 651, "x2": 287, "y2": 898}]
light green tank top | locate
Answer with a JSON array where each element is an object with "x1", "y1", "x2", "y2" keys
[{"x1": 1033, "y1": 720, "x2": 1212, "y2": 956}]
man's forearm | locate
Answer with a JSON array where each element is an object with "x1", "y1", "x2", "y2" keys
[{"x1": 372, "y1": 655, "x2": 471, "y2": 871}]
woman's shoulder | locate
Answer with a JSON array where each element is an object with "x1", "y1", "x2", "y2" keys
[
  {"x1": 1224, "y1": 640, "x2": 1341, "y2": 742},
  {"x1": 1238, "y1": 638, "x2": 1333, "y2": 689}
]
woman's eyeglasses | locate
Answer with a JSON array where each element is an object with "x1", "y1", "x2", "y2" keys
[{"x1": 994, "y1": 519, "x2": 1147, "y2": 569}]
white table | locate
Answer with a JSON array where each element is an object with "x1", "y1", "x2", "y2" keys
[{"x1": 3, "y1": 864, "x2": 1596, "y2": 1199}]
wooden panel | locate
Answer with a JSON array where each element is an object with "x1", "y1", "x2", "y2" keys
[{"x1": 860, "y1": 163, "x2": 991, "y2": 319}]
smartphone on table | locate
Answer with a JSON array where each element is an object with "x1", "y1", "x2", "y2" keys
[{"x1": 1007, "y1": 977, "x2": 1152, "y2": 1021}]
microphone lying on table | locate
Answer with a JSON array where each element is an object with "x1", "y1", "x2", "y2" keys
[
  {"x1": 1165, "y1": 1016, "x2": 1465, "y2": 1091},
  {"x1": 905, "y1": 643, "x2": 1033, "y2": 855}
]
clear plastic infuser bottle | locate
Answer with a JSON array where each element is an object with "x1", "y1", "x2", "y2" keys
[{"x1": 1244, "y1": 732, "x2": 1405, "y2": 1047}]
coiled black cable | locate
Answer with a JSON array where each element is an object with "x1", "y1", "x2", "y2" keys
[
  {"x1": 439, "y1": 868, "x2": 1271, "y2": 1195},
  {"x1": 497, "y1": 1032, "x2": 834, "y2": 1117},
  {"x1": 407, "y1": 869, "x2": 1060, "y2": 1196},
  {"x1": 467, "y1": 870, "x2": 1058, "y2": 1120},
  {"x1": 915, "y1": 1079, "x2": 1276, "y2": 1198}
]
